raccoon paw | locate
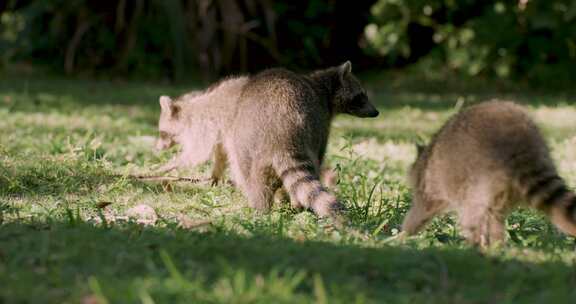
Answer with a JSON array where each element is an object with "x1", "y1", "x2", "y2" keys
[
  {"x1": 313, "y1": 201, "x2": 348, "y2": 228},
  {"x1": 314, "y1": 200, "x2": 346, "y2": 216}
]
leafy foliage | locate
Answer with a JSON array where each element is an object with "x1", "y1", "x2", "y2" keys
[{"x1": 366, "y1": 0, "x2": 576, "y2": 87}]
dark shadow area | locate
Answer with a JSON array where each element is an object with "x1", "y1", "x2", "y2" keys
[
  {"x1": 0, "y1": 162, "x2": 110, "y2": 197},
  {"x1": 0, "y1": 219, "x2": 574, "y2": 303},
  {"x1": 0, "y1": 72, "x2": 191, "y2": 110},
  {"x1": 0, "y1": 159, "x2": 195, "y2": 198}
]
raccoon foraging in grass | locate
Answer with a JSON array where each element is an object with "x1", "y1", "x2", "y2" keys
[
  {"x1": 224, "y1": 61, "x2": 378, "y2": 220},
  {"x1": 155, "y1": 76, "x2": 248, "y2": 184},
  {"x1": 402, "y1": 100, "x2": 576, "y2": 246}
]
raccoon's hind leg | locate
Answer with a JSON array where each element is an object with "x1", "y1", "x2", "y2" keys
[
  {"x1": 274, "y1": 188, "x2": 296, "y2": 207},
  {"x1": 244, "y1": 166, "x2": 281, "y2": 212},
  {"x1": 458, "y1": 190, "x2": 509, "y2": 247},
  {"x1": 210, "y1": 143, "x2": 228, "y2": 186},
  {"x1": 401, "y1": 196, "x2": 447, "y2": 235}
]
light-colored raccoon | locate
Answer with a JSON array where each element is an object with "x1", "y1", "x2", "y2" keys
[
  {"x1": 224, "y1": 61, "x2": 378, "y2": 220},
  {"x1": 155, "y1": 76, "x2": 248, "y2": 184},
  {"x1": 402, "y1": 100, "x2": 576, "y2": 246}
]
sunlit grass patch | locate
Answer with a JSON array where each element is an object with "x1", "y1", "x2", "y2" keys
[{"x1": 1, "y1": 72, "x2": 576, "y2": 302}]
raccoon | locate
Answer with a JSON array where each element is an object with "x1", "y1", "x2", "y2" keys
[
  {"x1": 154, "y1": 90, "x2": 204, "y2": 151},
  {"x1": 155, "y1": 76, "x2": 248, "y2": 184},
  {"x1": 223, "y1": 61, "x2": 378, "y2": 220},
  {"x1": 402, "y1": 100, "x2": 576, "y2": 246}
]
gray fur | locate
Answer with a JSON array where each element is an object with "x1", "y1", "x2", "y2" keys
[
  {"x1": 403, "y1": 100, "x2": 576, "y2": 246},
  {"x1": 223, "y1": 62, "x2": 378, "y2": 220},
  {"x1": 155, "y1": 76, "x2": 249, "y2": 184}
]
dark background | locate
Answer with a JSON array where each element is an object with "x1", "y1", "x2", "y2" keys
[{"x1": 1, "y1": 0, "x2": 575, "y2": 88}]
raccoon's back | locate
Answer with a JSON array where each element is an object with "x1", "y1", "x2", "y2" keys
[
  {"x1": 430, "y1": 101, "x2": 556, "y2": 195},
  {"x1": 233, "y1": 68, "x2": 330, "y2": 148},
  {"x1": 425, "y1": 101, "x2": 576, "y2": 235},
  {"x1": 436, "y1": 101, "x2": 551, "y2": 167},
  {"x1": 239, "y1": 68, "x2": 318, "y2": 109}
]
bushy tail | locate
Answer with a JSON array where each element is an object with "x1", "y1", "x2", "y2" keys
[
  {"x1": 273, "y1": 154, "x2": 343, "y2": 218},
  {"x1": 518, "y1": 168, "x2": 576, "y2": 236}
]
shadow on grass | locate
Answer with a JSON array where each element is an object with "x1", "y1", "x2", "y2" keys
[
  {"x1": 0, "y1": 72, "x2": 196, "y2": 108},
  {"x1": 0, "y1": 219, "x2": 575, "y2": 303},
  {"x1": 0, "y1": 161, "x2": 109, "y2": 197},
  {"x1": 0, "y1": 159, "x2": 183, "y2": 198}
]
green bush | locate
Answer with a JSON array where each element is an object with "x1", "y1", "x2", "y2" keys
[{"x1": 366, "y1": 0, "x2": 576, "y2": 87}]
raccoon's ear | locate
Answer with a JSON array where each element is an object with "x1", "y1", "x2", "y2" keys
[
  {"x1": 338, "y1": 61, "x2": 352, "y2": 81},
  {"x1": 159, "y1": 96, "x2": 181, "y2": 119},
  {"x1": 171, "y1": 104, "x2": 181, "y2": 119},
  {"x1": 159, "y1": 96, "x2": 173, "y2": 112}
]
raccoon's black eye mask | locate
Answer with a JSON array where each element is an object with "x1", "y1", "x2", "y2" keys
[{"x1": 348, "y1": 93, "x2": 368, "y2": 108}]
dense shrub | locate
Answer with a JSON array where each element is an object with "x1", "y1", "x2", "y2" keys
[
  {"x1": 366, "y1": 0, "x2": 576, "y2": 87},
  {"x1": 3, "y1": 0, "x2": 575, "y2": 87}
]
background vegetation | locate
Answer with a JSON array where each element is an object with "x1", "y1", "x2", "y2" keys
[
  {"x1": 366, "y1": 0, "x2": 576, "y2": 88},
  {"x1": 2, "y1": 0, "x2": 576, "y2": 87},
  {"x1": 0, "y1": 0, "x2": 374, "y2": 80}
]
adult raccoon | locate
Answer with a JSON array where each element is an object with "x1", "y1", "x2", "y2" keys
[
  {"x1": 224, "y1": 61, "x2": 378, "y2": 221},
  {"x1": 403, "y1": 100, "x2": 576, "y2": 246}
]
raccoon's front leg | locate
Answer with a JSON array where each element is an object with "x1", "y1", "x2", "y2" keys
[
  {"x1": 401, "y1": 197, "x2": 447, "y2": 235},
  {"x1": 155, "y1": 150, "x2": 192, "y2": 173},
  {"x1": 155, "y1": 156, "x2": 181, "y2": 174},
  {"x1": 156, "y1": 146, "x2": 212, "y2": 175}
]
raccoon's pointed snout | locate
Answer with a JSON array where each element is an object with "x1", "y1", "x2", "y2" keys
[
  {"x1": 350, "y1": 104, "x2": 379, "y2": 118},
  {"x1": 364, "y1": 108, "x2": 379, "y2": 117}
]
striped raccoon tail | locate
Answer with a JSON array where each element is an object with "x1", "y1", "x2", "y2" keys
[
  {"x1": 520, "y1": 171, "x2": 576, "y2": 236},
  {"x1": 273, "y1": 154, "x2": 345, "y2": 218}
]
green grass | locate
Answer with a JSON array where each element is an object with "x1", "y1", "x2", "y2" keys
[{"x1": 1, "y1": 69, "x2": 576, "y2": 303}]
